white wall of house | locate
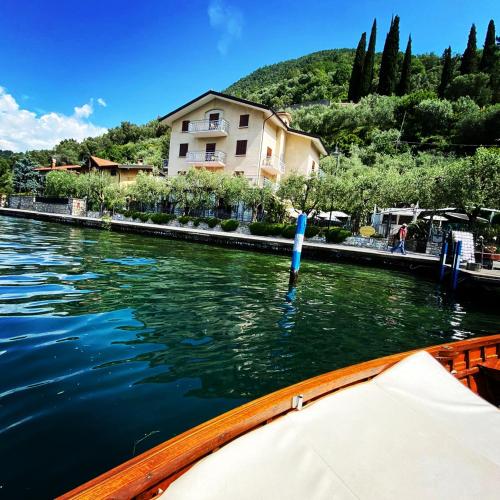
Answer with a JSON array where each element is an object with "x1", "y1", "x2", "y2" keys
[{"x1": 167, "y1": 96, "x2": 323, "y2": 185}]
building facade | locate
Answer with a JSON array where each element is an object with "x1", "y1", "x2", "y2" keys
[
  {"x1": 160, "y1": 91, "x2": 327, "y2": 186},
  {"x1": 81, "y1": 156, "x2": 154, "y2": 186}
]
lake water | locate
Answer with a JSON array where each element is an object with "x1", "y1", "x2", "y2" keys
[{"x1": 0, "y1": 215, "x2": 498, "y2": 498}]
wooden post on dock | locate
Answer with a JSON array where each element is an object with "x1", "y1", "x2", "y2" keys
[{"x1": 289, "y1": 213, "x2": 307, "y2": 286}]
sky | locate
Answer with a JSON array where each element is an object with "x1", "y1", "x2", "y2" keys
[{"x1": 0, "y1": 0, "x2": 498, "y2": 151}]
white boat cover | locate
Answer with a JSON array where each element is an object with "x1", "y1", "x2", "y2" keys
[{"x1": 162, "y1": 352, "x2": 500, "y2": 500}]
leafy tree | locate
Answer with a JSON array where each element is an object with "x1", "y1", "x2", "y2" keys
[
  {"x1": 460, "y1": 24, "x2": 478, "y2": 75},
  {"x1": 378, "y1": 16, "x2": 400, "y2": 95},
  {"x1": 361, "y1": 19, "x2": 377, "y2": 97},
  {"x1": 242, "y1": 184, "x2": 274, "y2": 221},
  {"x1": 127, "y1": 171, "x2": 170, "y2": 210},
  {"x1": 448, "y1": 148, "x2": 500, "y2": 221},
  {"x1": 103, "y1": 184, "x2": 127, "y2": 213},
  {"x1": 13, "y1": 156, "x2": 40, "y2": 193},
  {"x1": 445, "y1": 73, "x2": 493, "y2": 106},
  {"x1": 348, "y1": 32, "x2": 366, "y2": 102},
  {"x1": 414, "y1": 98, "x2": 453, "y2": 136},
  {"x1": 397, "y1": 36, "x2": 412, "y2": 96},
  {"x1": 75, "y1": 170, "x2": 112, "y2": 213},
  {"x1": 44, "y1": 170, "x2": 78, "y2": 197},
  {"x1": 438, "y1": 47, "x2": 453, "y2": 98},
  {"x1": 0, "y1": 157, "x2": 13, "y2": 194},
  {"x1": 277, "y1": 173, "x2": 326, "y2": 215},
  {"x1": 54, "y1": 139, "x2": 83, "y2": 165},
  {"x1": 480, "y1": 20, "x2": 497, "y2": 74}
]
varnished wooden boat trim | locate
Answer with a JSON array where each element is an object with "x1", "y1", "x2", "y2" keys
[{"x1": 59, "y1": 334, "x2": 500, "y2": 500}]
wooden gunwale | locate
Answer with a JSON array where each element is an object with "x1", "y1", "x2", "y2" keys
[{"x1": 59, "y1": 334, "x2": 500, "y2": 500}]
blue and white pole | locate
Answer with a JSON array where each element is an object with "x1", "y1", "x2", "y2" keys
[
  {"x1": 439, "y1": 241, "x2": 448, "y2": 282},
  {"x1": 452, "y1": 240, "x2": 462, "y2": 290},
  {"x1": 289, "y1": 213, "x2": 307, "y2": 286}
]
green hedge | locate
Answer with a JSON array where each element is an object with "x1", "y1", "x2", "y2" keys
[
  {"x1": 248, "y1": 222, "x2": 285, "y2": 236},
  {"x1": 324, "y1": 227, "x2": 351, "y2": 243},
  {"x1": 150, "y1": 213, "x2": 176, "y2": 224},
  {"x1": 206, "y1": 217, "x2": 220, "y2": 228},
  {"x1": 177, "y1": 215, "x2": 191, "y2": 225},
  {"x1": 221, "y1": 219, "x2": 239, "y2": 232}
]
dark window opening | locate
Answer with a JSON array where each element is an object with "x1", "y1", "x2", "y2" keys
[
  {"x1": 236, "y1": 140, "x2": 247, "y2": 156},
  {"x1": 179, "y1": 143, "x2": 188, "y2": 157},
  {"x1": 181, "y1": 120, "x2": 190, "y2": 132},
  {"x1": 239, "y1": 114, "x2": 249, "y2": 127}
]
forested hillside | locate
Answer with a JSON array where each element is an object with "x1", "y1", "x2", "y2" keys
[{"x1": 225, "y1": 49, "x2": 443, "y2": 108}]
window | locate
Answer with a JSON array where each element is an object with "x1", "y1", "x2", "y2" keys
[
  {"x1": 236, "y1": 140, "x2": 247, "y2": 156},
  {"x1": 110, "y1": 169, "x2": 117, "y2": 176},
  {"x1": 234, "y1": 171, "x2": 244, "y2": 177},
  {"x1": 179, "y1": 143, "x2": 188, "y2": 157},
  {"x1": 239, "y1": 114, "x2": 249, "y2": 127},
  {"x1": 181, "y1": 120, "x2": 190, "y2": 132},
  {"x1": 266, "y1": 147, "x2": 273, "y2": 158},
  {"x1": 311, "y1": 160, "x2": 317, "y2": 172}
]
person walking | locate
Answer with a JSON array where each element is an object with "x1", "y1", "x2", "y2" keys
[{"x1": 391, "y1": 223, "x2": 408, "y2": 255}]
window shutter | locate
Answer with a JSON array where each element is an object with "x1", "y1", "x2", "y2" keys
[
  {"x1": 179, "y1": 143, "x2": 188, "y2": 157},
  {"x1": 239, "y1": 114, "x2": 249, "y2": 127},
  {"x1": 182, "y1": 120, "x2": 190, "y2": 132},
  {"x1": 236, "y1": 140, "x2": 247, "y2": 156}
]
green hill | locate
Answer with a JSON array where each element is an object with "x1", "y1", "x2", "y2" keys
[{"x1": 225, "y1": 49, "x2": 444, "y2": 108}]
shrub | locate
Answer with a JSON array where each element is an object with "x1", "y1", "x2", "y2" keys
[
  {"x1": 371, "y1": 232, "x2": 384, "y2": 239},
  {"x1": 221, "y1": 219, "x2": 239, "y2": 232},
  {"x1": 150, "y1": 213, "x2": 175, "y2": 225},
  {"x1": 305, "y1": 225, "x2": 320, "y2": 238},
  {"x1": 137, "y1": 212, "x2": 151, "y2": 223},
  {"x1": 178, "y1": 215, "x2": 191, "y2": 225},
  {"x1": 325, "y1": 227, "x2": 351, "y2": 243},
  {"x1": 193, "y1": 217, "x2": 201, "y2": 227},
  {"x1": 281, "y1": 225, "x2": 297, "y2": 239},
  {"x1": 207, "y1": 217, "x2": 220, "y2": 228},
  {"x1": 249, "y1": 222, "x2": 284, "y2": 236}
]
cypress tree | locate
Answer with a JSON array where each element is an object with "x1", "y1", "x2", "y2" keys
[
  {"x1": 480, "y1": 19, "x2": 497, "y2": 74},
  {"x1": 361, "y1": 19, "x2": 377, "y2": 97},
  {"x1": 460, "y1": 24, "x2": 478, "y2": 74},
  {"x1": 348, "y1": 32, "x2": 367, "y2": 102},
  {"x1": 397, "y1": 35, "x2": 412, "y2": 96},
  {"x1": 438, "y1": 46, "x2": 453, "y2": 98},
  {"x1": 378, "y1": 15, "x2": 400, "y2": 95}
]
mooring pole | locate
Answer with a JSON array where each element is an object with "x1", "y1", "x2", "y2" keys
[
  {"x1": 452, "y1": 240, "x2": 462, "y2": 290},
  {"x1": 289, "y1": 213, "x2": 307, "y2": 286},
  {"x1": 439, "y1": 240, "x2": 448, "y2": 282}
]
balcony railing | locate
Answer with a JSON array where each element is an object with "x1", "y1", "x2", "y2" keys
[
  {"x1": 188, "y1": 119, "x2": 229, "y2": 134},
  {"x1": 261, "y1": 156, "x2": 285, "y2": 174},
  {"x1": 187, "y1": 150, "x2": 226, "y2": 164}
]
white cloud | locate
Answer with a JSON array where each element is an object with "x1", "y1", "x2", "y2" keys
[
  {"x1": 97, "y1": 97, "x2": 107, "y2": 107},
  {"x1": 74, "y1": 102, "x2": 93, "y2": 119},
  {"x1": 208, "y1": 0, "x2": 243, "y2": 55},
  {"x1": 0, "y1": 87, "x2": 107, "y2": 152}
]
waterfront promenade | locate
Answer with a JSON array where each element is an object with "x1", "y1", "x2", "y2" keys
[
  {"x1": 0, "y1": 207, "x2": 438, "y2": 272},
  {"x1": 4, "y1": 206, "x2": 500, "y2": 292}
]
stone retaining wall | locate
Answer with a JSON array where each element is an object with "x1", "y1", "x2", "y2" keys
[
  {"x1": 342, "y1": 236, "x2": 389, "y2": 251},
  {"x1": 8, "y1": 195, "x2": 86, "y2": 215}
]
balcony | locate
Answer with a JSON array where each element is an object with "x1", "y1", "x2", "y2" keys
[
  {"x1": 187, "y1": 119, "x2": 229, "y2": 137},
  {"x1": 187, "y1": 150, "x2": 226, "y2": 168},
  {"x1": 261, "y1": 156, "x2": 285, "y2": 175}
]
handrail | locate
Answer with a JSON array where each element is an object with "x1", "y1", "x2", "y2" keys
[
  {"x1": 59, "y1": 334, "x2": 500, "y2": 499},
  {"x1": 186, "y1": 151, "x2": 227, "y2": 163},
  {"x1": 261, "y1": 155, "x2": 285, "y2": 174},
  {"x1": 188, "y1": 119, "x2": 229, "y2": 134}
]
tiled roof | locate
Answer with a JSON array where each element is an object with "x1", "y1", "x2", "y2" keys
[
  {"x1": 90, "y1": 156, "x2": 119, "y2": 167},
  {"x1": 35, "y1": 165, "x2": 81, "y2": 171}
]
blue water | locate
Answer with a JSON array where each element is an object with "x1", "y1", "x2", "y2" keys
[{"x1": 0, "y1": 215, "x2": 498, "y2": 499}]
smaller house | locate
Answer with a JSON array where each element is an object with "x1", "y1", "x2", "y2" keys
[{"x1": 81, "y1": 156, "x2": 154, "y2": 186}]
